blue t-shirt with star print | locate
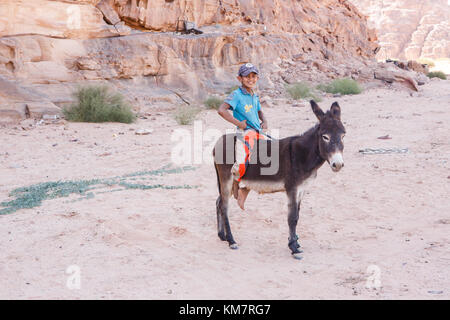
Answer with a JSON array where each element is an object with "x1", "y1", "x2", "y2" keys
[{"x1": 224, "y1": 86, "x2": 262, "y2": 131}]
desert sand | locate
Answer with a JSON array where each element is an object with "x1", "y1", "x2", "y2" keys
[{"x1": 0, "y1": 79, "x2": 449, "y2": 299}]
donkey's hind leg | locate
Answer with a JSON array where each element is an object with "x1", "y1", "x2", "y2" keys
[
  {"x1": 216, "y1": 196, "x2": 226, "y2": 241},
  {"x1": 218, "y1": 177, "x2": 238, "y2": 249}
]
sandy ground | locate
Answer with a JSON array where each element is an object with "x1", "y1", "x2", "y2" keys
[{"x1": 0, "y1": 79, "x2": 449, "y2": 300}]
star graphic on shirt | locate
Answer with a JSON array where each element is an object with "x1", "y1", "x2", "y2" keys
[{"x1": 244, "y1": 104, "x2": 253, "y2": 113}]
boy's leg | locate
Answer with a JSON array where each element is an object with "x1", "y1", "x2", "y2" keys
[
  {"x1": 231, "y1": 129, "x2": 247, "y2": 182},
  {"x1": 231, "y1": 130, "x2": 244, "y2": 200},
  {"x1": 237, "y1": 188, "x2": 250, "y2": 210},
  {"x1": 231, "y1": 129, "x2": 252, "y2": 210}
]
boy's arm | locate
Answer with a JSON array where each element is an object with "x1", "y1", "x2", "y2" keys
[
  {"x1": 258, "y1": 110, "x2": 268, "y2": 129},
  {"x1": 218, "y1": 103, "x2": 247, "y2": 130}
]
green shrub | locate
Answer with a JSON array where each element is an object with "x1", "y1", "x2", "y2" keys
[
  {"x1": 173, "y1": 105, "x2": 201, "y2": 125},
  {"x1": 204, "y1": 96, "x2": 223, "y2": 110},
  {"x1": 316, "y1": 78, "x2": 362, "y2": 95},
  {"x1": 286, "y1": 82, "x2": 322, "y2": 101},
  {"x1": 64, "y1": 85, "x2": 136, "y2": 123},
  {"x1": 427, "y1": 71, "x2": 447, "y2": 80},
  {"x1": 315, "y1": 83, "x2": 329, "y2": 92}
]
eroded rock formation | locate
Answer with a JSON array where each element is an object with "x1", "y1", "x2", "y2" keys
[
  {"x1": 0, "y1": 0, "x2": 429, "y2": 123},
  {"x1": 349, "y1": 0, "x2": 450, "y2": 60}
]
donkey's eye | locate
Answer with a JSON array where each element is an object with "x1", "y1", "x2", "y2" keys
[{"x1": 322, "y1": 135, "x2": 330, "y2": 141}]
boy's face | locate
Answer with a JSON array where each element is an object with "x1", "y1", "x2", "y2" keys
[{"x1": 237, "y1": 72, "x2": 259, "y2": 90}]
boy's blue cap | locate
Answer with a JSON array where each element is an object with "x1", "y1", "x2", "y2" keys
[{"x1": 238, "y1": 63, "x2": 259, "y2": 77}]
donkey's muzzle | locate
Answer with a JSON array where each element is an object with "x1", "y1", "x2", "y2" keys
[{"x1": 329, "y1": 152, "x2": 344, "y2": 172}]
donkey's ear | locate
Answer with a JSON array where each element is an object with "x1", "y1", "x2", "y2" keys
[
  {"x1": 310, "y1": 100, "x2": 325, "y2": 121},
  {"x1": 330, "y1": 101, "x2": 341, "y2": 120}
]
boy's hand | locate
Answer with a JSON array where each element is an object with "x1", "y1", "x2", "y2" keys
[
  {"x1": 261, "y1": 121, "x2": 268, "y2": 130},
  {"x1": 238, "y1": 120, "x2": 247, "y2": 130}
]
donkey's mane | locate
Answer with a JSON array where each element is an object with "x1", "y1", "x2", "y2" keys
[
  {"x1": 300, "y1": 123, "x2": 319, "y2": 138},
  {"x1": 289, "y1": 123, "x2": 319, "y2": 144}
]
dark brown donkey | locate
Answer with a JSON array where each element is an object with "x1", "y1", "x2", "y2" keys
[{"x1": 213, "y1": 100, "x2": 346, "y2": 259}]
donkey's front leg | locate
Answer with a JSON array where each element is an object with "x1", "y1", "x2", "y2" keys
[{"x1": 287, "y1": 189, "x2": 303, "y2": 259}]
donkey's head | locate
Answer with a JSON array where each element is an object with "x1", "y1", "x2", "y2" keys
[{"x1": 310, "y1": 100, "x2": 346, "y2": 172}]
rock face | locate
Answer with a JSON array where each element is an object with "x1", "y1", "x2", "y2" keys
[
  {"x1": 0, "y1": 0, "x2": 130, "y2": 39},
  {"x1": 0, "y1": 76, "x2": 61, "y2": 123},
  {"x1": 349, "y1": 0, "x2": 450, "y2": 60},
  {"x1": 3, "y1": 0, "x2": 429, "y2": 123}
]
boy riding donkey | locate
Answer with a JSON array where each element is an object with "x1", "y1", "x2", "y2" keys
[{"x1": 218, "y1": 63, "x2": 270, "y2": 210}]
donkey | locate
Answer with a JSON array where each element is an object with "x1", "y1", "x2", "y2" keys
[{"x1": 212, "y1": 100, "x2": 346, "y2": 259}]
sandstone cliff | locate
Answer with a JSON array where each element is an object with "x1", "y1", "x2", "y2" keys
[
  {"x1": 1, "y1": 0, "x2": 423, "y2": 123},
  {"x1": 349, "y1": 0, "x2": 450, "y2": 61}
]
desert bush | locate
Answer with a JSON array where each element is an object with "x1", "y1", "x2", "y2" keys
[
  {"x1": 286, "y1": 82, "x2": 322, "y2": 101},
  {"x1": 173, "y1": 105, "x2": 201, "y2": 125},
  {"x1": 427, "y1": 71, "x2": 447, "y2": 80},
  {"x1": 204, "y1": 96, "x2": 223, "y2": 110},
  {"x1": 316, "y1": 78, "x2": 362, "y2": 95},
  {"x1": 64, "y1": 85, "x2": 136, "y2": 123}
]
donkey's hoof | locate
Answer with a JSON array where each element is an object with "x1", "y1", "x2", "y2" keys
[
  {"x1": 229, "y1": 243, "x2": 239, "y2": 250},
  {"x1": 292, "y1": 253, "x2": 303, "y2": 260}
]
